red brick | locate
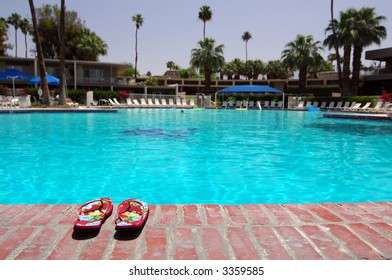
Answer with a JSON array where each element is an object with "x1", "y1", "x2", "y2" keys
[
  {"x1": 159, "y1": 205, "x2": 178, "y2": 225},
  {"x1": 0, "y1": 205, "x2": 27, "y2": 224},
  {"x1": 243, "y1": 204, "x2": 271, "y2": 224},
  {"x1": 31, "y1": 204, "x2": 72, "y2": 226},
  {"x1": 275, "y1": 226, "x2": 323, "y2": 260},
  {"x1": 358, "y1": 202, "x2": 392, "y2": 219},
  {"x1": 0, "y1": 227, "x2": 36, "y2": 259},
  {"x1": 349, "y1": 223, "x2": 392, "y2": 258},
  {"x1": 283, "y1": 204, "x2": 317, "y2": 223},
  {"x1": 300, "y1": 225, "x2": 352, "y2": 260},
  {"x1": 252, "y1": 226, "x2": 292, "y2": 260},
  {"x1": 326, "y1": 224, "x2": 381, "y2": 259},
  {"x1": 47, "y1": 228, "x2": 80, "y2": 260},
  {"x1": 201, "y1": 228, "x2": 228, "y2": 259},
  {"x1": 79, "y1": 229, "x2": 112, "y2": 260},
  {"x1": 58, "y1": 205, "x2": 80, "y2": 224},
  {"x1": 111, "y1": 237, "x2": 138, "y2": 260},
  {"x1": 7, "y1": 205, "x2": 48, "y2": 225},
  {"x1": 183, "y1": 205, "x2": 202, "y2": 225},
  {"x1": 228, "y1": 227, "x2": 259, "y2": 259},
  {"x1": 142, "y1": 228, "x2": 167, "y2": 260},
  {"x1": 264, "y1": 204, "x2": 296, "y2": 224},
  {"x1": 15, "y1": 228, "x2": 58, "y2": 260},
  {"x1": 223, "y1": 205, "x2": 248, "y2": 224},
  {"x1": 303, "y1": 204, "x2": 342, "y2": 223},
  {"x1": 204, "y1": 205, "x2": 225, "y2": 225},
  {"x1": 320, "y1": 203, "x2": 362, "y2": 222},
  {"x1": 370, "y1": 222, "x2": 392, "y2": 240},
  {"x1": 174, "y1": 228, "x2": 197, "y2": 260},
  {"x1": 0, "y1": 227, "x2": 10, "y2": 237},
  {"x1": 339, "y1": 203, "x2": 381, "y2": 220}
]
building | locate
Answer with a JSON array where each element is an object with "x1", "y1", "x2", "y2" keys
[{"x1": 364, "y1": 47, "x2": 392, "y2": 92}]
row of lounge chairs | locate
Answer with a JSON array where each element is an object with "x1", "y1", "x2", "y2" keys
[
  {"x1": 295, "y1": 100, "x2": 392, "y2": 112},
  {"x1": 221, "y1": 100, "x2": 283, "y2": 109},
  {"x1": 103, "y1": 97, "x2": 195, "y2": 108}
]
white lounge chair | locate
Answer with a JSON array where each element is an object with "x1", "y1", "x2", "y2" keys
[
  {"x1": 140, "y1": 98, "x2": 148, "y2": 107},
  {"x1": 356, "y1": 102, "x2": 372, "y2": 111},
  {"x1": 343, "y1": 103, "x2": 362, "y2": 111},
  {"x1": 326, "y1": 101, "x2": 335, "y2": 110},
  {"x1": 248, "y1": 100, "x2": 254, "y2": 109},
  {"x1": 270, "y1": 100, "x2": 276, "y2": 108},
  {"x1": 169, "y1": 98, "x2": 175, "y2": 107},
  {"x1": 242, "y1": 100, "x2": 249, "y2": 109},
  {"x1": 295, "y1": 101, "x2": 305, "y2": 110},
  {"x1": 147, "y1": 98, "x2": 154, "y2": 107},
  {"x1": 319, "y1": 102, "x2": 327, "y2": 110},
  {"x1": 367, "y1": 101, "x2": 383, "y2": 112},
  {"x1": 154, "y1": 98, "x2": 161, "y2": 107},
  {"x1": 227, "y1": 101, "x2": 234, "y2": 108},
  {"x1": 161, "y1": 99, "x2": 169, "y2": 107},
  {"x1": 133, "y1": 99, "x2": 141, "y2": 107},
  {"x1": 108, "y1": 98, "x2": 116, "y2": 106},
  {"x1": 126, "y1": 98, "x2": 133, "y2": 107},
  {"x1": 235, "y1": 100, "x2": 242, "y2": 108},
  {"x1": 264, "y1": 100, "x2": 270, "y2": 109},
  {"x1": 189, "y1": 99, "x2": 195, "y2": 107}
]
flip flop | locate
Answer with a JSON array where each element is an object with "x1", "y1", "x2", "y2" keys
[
  {"x1": 115, "y1": 198, "x2": 149, "y2": 230},
  {"x1": 73, "y1": 198, "x2": 113, "y2": 230}
]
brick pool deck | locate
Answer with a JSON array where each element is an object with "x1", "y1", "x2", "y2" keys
[{"x1": 0, "y1": 202, "x2": 391, "y2": 260}]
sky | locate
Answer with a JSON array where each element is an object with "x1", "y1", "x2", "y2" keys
[{"x1": 1, "y1": 0, "x2": 392, "y2": 76}]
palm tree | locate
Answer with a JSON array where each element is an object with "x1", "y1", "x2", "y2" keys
[
  {"x1": 75, "y1": 29, "x2": 108, "y2": 61},
  {"x1": 7, "y1": 13, "x2": 21, "y2": 57},
  {"x1": 190, "y1": 38, "x2": 224, "y2": 95},
  {"x1": 282, "y1": 34, "x2": 323, "y2": 89},
  {"x1": 132, "y1": 14, "x2": 144, "y2": 79},
  {"x1": 242, "y1": 31, "x2": 252, "y2": 63},
  {"x1": 328, "y1": 0, "x2": 342, "y2": 89},
  {"x1": 19, "y1": 18, "x2": 30, "y2": 58},
  {"x1": 28, "y1": 0, "x2": 50, "y2": 105},
  {"x1": 351, "y1": 7, "x2": 386, "y2": 95},
  {"x1": 198, "y1": 6, "x2": 212, "y2": 40},
  {"x1": 265, "y1": 60, "x2": 292, "y2": 79},
  {"x1": 58, "y1": 0, "x2": 66, "y2": 106},
  {"x1": 0, "y1": 18, "x2": 11, "y2": 56}
]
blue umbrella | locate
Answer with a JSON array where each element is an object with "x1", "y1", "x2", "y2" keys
[
  {"x1": 28, "y1": 73, "x2": 60, "y2": 86},
  {"x1": 217, "y1": 85, "x2": 283, "y2": 94},
  {"x1": 0, "y1": 68, "x2": 34, "y2": 98}
]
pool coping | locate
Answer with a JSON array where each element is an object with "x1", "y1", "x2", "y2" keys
[{"x1": 0, "y1": 201, "x2": 391, "y2": 260}]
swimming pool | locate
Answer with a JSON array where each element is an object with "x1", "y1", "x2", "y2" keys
[{"x1": 1, "y1": 109, "x2": 392, "y2": 204}]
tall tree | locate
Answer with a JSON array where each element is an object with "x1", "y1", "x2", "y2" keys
[
  {"x1": 75, "y1": 29, "x2": 108, "y2": 61},
  {"x1": 28, "y1": 0, "x2": 50, "y2": 105},
  {"x1": 242, "y1": 31, "x2": 252, "y2": 63},
  {"x1": 132, "y1": 14, "x2": 144, "y2": 79},
  {"x1": 0, "y1": 18, "x2": 11, "y2": 56},
  {"x1": 190, "y1": 38, "x2": 225, "y2": 95},
  {"x1": 7, "y1": 13, "x2": 21, "y2": 57},
  {"x1": 351, "y1": 7, "x2": 386, "y2": 95},
  {"x1": 282, "y1": 34, "x2": 324, "y2": 89},
  {"x1": 198, "y1": 6, "x2": 212, "y2": 40},
  {"x1": 329, "y1": 0, "x2": 342, "y2": 89},
  {"x1": 58, "y1": 0, "x2": 66, "y2": 106},
  {"x1": 19, "y1": 18, "x2": 30, "y2": 58}
]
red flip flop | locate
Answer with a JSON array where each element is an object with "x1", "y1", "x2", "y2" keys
[
  {"x1": 115, "y1": 198, "x2": 149, "y2": 230},
  {"x1": 73, "y1": 198, "x2": 113, "y2": 230}
]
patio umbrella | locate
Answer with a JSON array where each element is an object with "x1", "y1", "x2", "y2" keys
[
  {"x1": 0, "y1": 68, "x2": 34, "y2": 98},
  {"x1": 216, "y1": 85, "x2": 285, "y2": 109},
  {"x1": 28, "y1": 73, "x2": 60, "y2": 86}
]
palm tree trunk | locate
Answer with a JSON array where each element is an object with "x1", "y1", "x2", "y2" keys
[
  {"x1": 58, "y1": 0, "x2": 67, "y2": 106},
  {"x1": 203, "y1": 22, "x2": 206, "y2": 40},
  {"x1": 341, "y1": 44, "x2": 352, "y2": 96},
  {"x1": 14, "y1": 27, "x2": 17, "y2": 57},
  {"x1": 28, "y1": 0, "x2": 50, "y2": 105},
  {"x1": 330, "y1": 0, "x2": 343, "y2": 90},
  {"x1": 204, "y1": 67, "x2": 211, "y2": 95},
  {"x1": 24, "y1": 33, "x2": 28, "y2": 58},
  {"x1": 134, "y1": 28, "x2": 138, "y2": 79},
  {"x1": 351, "y1": 45, "x2": 363, "y2": 96},
  {"x1": 298, "y1": 65, "x2": 307, "y2": 89}
]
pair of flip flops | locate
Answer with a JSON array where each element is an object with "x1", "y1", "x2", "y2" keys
[{"x1": 73, "y1": 198, "x2": 149, "y2": 230}]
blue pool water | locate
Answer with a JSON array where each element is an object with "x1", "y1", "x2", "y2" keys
[{"x1": 1, "y1": 109, "x2": 392, "y2": 204}]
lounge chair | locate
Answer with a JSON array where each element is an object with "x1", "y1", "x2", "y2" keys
[
  {"x1": 343, "y1": 103, "x2": 362, "y2": 111},
  {"x1": 242, "y1": 100, "x2": 249, "y2": 109},
  {"x1": 326, "y1": 101, "x2": 335, "y2": 110},
  {"x1": 108, "y1": 98, "x2": 116, "y2": 106},
  {"x1": 140, "y1": 98, "x2": 148, "y2": 107},
  {"x1": 181, "y1": 99, "x2": 189, "y2": 107},
  {"x1": 161, "y1": 99, "x2": 169, "y2": 107},
  {"x1": 222, "y1": 101, "x2": 228, "y2": 109},
  {"x1": 248, "y1": 100, "x2": 254, "y2": 109},
  {"x1": 189, "y1": 99, "x2": 195, "y2": 107},
  {"x1": 305, "y1": 101, "x2": 312, "y2": 107},
  {"x1": 154, "y1": 98, "x2": 161, "y2": 107},
  {"x1": 367, "y1": 100, "x2": 383, "y2": 112},
  {"x1": 235, "y1": 100, "x2": 242, "y2": 108},
  {"x1": 126, "y1": 98, "x2": 133, "y2": 107},
  {"x1": 295, "y1": 101, "x2": 305, "y2": 110},
  {"x1": 133, "y1": 99, "x2": 141, "y2": 107},
  {"x1": 176, "y1": 98, "x2": 182, "y2": 106},
  {"x1": 332, "y1": 101, "x2": 342, "y2": 111},
  {"x1": 338, "y1": 101, "x2": 351, "y2": 111},
  {"x1": 168, "y1": 98, "x2": 175, "y2": 107},
  {"x1": 270, "y1": 100, "x2": 276, "y2": 108},
  {"x1": 147, "y1": 98, "x2": 154, "y2": 107},
  {"x1": 264, "y1": 100, "x2": 270, "y2": 109},
  {"x1": 277, "y1": 101, "x2": 283, "y2": 109},
  {"x1": 319, "y1": 102, "x2": 327, "y2": 110},
  {"x1": 356, "y1": 102, "x2": 372, "y2": 111},
  {"x1": 113, "y1": 98, "x2": 123, "y2": 106},
  {"x1": 227, "y1": 101, "x2": 234, "y2": 108}
]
